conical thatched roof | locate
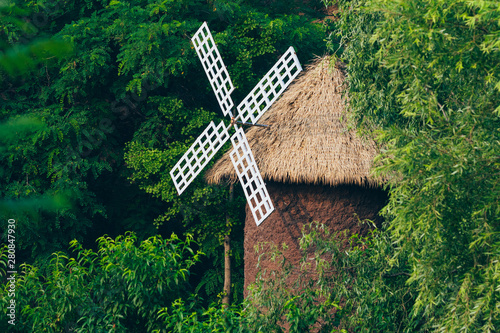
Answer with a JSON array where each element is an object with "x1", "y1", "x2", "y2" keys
[{"x1": 205, "y1": 56, "x2": 380, "y2": 188}]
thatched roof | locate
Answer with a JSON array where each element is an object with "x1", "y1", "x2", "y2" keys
[{"x1": 205, "y1": 56, "x2": 380, "y2": 188}]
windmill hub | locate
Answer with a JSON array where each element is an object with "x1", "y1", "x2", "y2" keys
[
  {"x1": 170, "y1": 22, "x2": 302, "y2": 226},
  {"x1": 230, "y1": 116, "x2": 237, "y2": 126},
  {"x1": 231, "y1": 116, "x2": 270, "y2": 129}
]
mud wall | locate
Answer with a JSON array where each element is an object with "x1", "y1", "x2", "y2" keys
[{"x1": 244, "y1": 182, "x2": 387, "y2": 294}]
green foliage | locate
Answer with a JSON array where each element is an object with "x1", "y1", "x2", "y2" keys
[
  {"x1": 157, "y1": 296, "x2": 246, "y2": 333},
  {"x1": 215, "y1": 11, "x2": 326, "y2": 99},
  {"x1": 162, "y1": 222, "x2": 409, "y2": 333},
  {"x1": 0, "y1": 38, "x2": 73, "y2": 78},
  {"x1": 244, "y1": 239, "x2": 342, "y2": 332},
  {"x1": 0, "y1": 2, "x2": 81, "y2": 261},
  {"x1": 153, "y1": 222, "x2": 404, "y2": 333},
  {"x1": 0, "y1": 232, "x2": 201, "y2": 332},
  {"x1": 0, "y1": 103, "x2": 114, "y2": 260},
  {"x1": 155, "y1": 224, "x2": 349, "y2": 333},
  {"x1": 0, "y1": 116, "x2": 45, "y2": 143},
  {"x1": 0, "y1": 1, "x2": 73, "y2": 78},
  {"x1": 327, "y1": 0, "x2": 500, "y2": 331},
  {"x1": 299, "y1": 222, "x2": 419, "y2": 332}
]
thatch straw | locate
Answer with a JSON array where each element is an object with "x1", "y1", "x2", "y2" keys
[{"x1": 205, "y1": 56, "x2": 381, "y2": 188}]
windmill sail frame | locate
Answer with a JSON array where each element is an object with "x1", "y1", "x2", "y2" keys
[{"x1": 170, "y1": 22, "x2": 302, "y2": 226}]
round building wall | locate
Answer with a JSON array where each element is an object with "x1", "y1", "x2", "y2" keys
[{"x1": 244, "y1": 182, "x2": 387, "y2": 294}]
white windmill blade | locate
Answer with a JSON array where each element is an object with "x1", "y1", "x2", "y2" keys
[
  {"x1": 230, "y1": 126, "x2": 274, "y2": 226},
  {"x1": 236, "y1": 46, "x2": 302, "y2": 125},
  {"x1": 170, "y1": 120, "x2": 231, "y2": 195},
  {"x1": 192, "y1": 22, "x2": 235, "y2": 117}
]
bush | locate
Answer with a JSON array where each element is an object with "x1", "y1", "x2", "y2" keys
[{"x1": 0, "y1": 232, "x2": 201, "y2": 332}]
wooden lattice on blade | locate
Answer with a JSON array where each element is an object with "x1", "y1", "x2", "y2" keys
[
  {"x1": 191, "y1": 22, "x2": 234, "y2": 116},
  {"x1": 170, "y1": 22, "x2": 302, "y2": 226},
  {"x1": 230, "y1": 127, "x2": 274, "y2": 225},
  {"x1": 236, "y1": 46, "x2": 302, "y2": 125},
  {"x1": 170, "y1": 121, "x2": 230, "y2": 195}
]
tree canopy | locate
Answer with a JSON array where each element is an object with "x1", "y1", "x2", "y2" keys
[
  {"x1": 327, "y1": 0, "x2": 500, "y2": 331},
  {"x1": 0, "y1": 0, "x2": 327, "y2": 261},
  {"x1": 0, "y1": 0, "x2": 330, "y2": 329}
]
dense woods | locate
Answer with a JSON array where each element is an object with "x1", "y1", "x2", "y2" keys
[
  {"x1": 1, "y1": 0, "x2": 499, "y2": 332},
  {"x1": 332, "y1": 0, "x2": 500, "y2": 331}
]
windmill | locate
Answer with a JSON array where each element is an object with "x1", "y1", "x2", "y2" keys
[{"x1": 170, "y1": 22, "x2": 302, "y2": 226}]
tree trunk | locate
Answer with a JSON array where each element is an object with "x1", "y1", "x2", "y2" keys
[{"x1": 222, "y1": 183, "x2": 233, "y2": 308}]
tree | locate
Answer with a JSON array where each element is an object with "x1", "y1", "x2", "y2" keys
[
  {"x1": 326, "y1": 0, "x2": 500, "y2": 330},
  {"x1": 0, "y1": 232, "x2": 201, "y2": 332},
  {"x1": 0, "y1": 1, "x2": 78, "y2": 265}
]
